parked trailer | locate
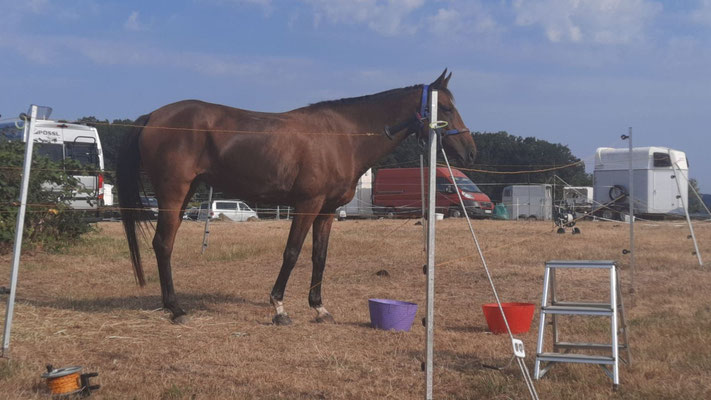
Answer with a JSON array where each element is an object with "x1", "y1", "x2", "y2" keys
[
  {"x1": 336, "y1": 169, "x2": 374, "y2": 219},
  {"x1": 593, "y1": 147, "x2": 688, "y2": 219},
  {"x1": 0, "y1": 111, "x2": 105, "y2": 211},
  {"x1": 502, "y1": 184, "x2": 553, "y2": 220}
]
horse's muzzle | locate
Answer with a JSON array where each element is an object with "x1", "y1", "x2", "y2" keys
[{"x1": 466, "y1": 150, "x2": 476, "y2": 166}]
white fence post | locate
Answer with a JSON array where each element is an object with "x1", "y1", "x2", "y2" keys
[
  {"x1": 3, "y1": 105, "x2": 38, "y2": 356},
  {"x1": 425, "y1": 91, "x2": 438, "y2": 400}
]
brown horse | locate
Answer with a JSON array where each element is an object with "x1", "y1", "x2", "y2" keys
[{"x1": 117, "y1": 70, "x2": 476, "y2": 324}]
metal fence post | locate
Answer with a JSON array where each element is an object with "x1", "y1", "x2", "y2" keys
[
  {"x1": 425, "y1": 90, "x2": 438, "y2": 400},
  {"x1": 3, "y1": 105, "x2": 38, "y2": 357}
]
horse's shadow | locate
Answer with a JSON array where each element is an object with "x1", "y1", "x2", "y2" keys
[{"x1": 19, "y1": 292, "x2": 270, "y2": 314}]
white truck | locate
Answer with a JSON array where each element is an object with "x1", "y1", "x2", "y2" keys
[{"x1": 0, "y1": 109, "x2": 105, "y2": 211}]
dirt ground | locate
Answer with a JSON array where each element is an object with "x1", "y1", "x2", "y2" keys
[{"x1": 1, "y1": 218, "x2": 710, "y2": 399}]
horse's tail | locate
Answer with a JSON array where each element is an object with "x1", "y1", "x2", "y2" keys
[{"x1": 117, "y1": 114, "x2": 151, "y2": 286}]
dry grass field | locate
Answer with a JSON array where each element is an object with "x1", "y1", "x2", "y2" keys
[{"x1": 1, "y1": 218, "x2": 710, "y2": 399}]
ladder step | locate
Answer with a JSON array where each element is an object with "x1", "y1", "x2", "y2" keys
[
  {"x1": 554, "y1": 300, "x2": 625, "y2": 308},
  {"x1": 537, "y1": 352, "x2": 615, "y2": 365},
  {"x1": 552, "y1": 301, "x2": 612, "y2": 308},
  {"x1": 555, "y1": 342, "x2": 628, "y2": 351},
  {"x1": 542, "y1": 305, "x2": 613, "y2": 316}
]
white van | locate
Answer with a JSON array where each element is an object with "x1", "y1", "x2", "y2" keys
[
  {"x1": 196, "y1": 200, "x2": 258, "y2": 222},
  {"x1": 0, "y1": 109, "x2": 105, "y2": 211}
]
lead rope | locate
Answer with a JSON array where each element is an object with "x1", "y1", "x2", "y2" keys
[{"x1": 439, "y1": 144, "x2": 540, "y2": 400}]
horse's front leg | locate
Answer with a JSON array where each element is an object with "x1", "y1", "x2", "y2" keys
[
  {"x1": 270, "y1": 199, "x2": 322, "y2": 325},
  {"x1": 309, "y1": 213, "x2": 336, "y2": 323}
]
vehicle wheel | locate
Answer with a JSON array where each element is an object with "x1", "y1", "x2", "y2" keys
[
  {"x1": 556, "y1": 227, "x2": 565, "y2": 234},
  {"x1": 601, "y1": 210, "x2": 619, "y2": 221},
  {"x1": 448, "y1": 208, "x2": 462, "y2": 218},
  {"x1": 572, "y1": 227, "x2": 581, "y2": 234},
  {"x1": 609, "y1": 185, "x2": 627, "y2": 201},
  {"x1": 526, "y1": 215, "x2": 537, "y2": 221}
]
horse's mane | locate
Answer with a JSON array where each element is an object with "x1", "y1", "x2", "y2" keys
[{"x1": 307, "y1": 84, "x2": 454, "y2": 109}]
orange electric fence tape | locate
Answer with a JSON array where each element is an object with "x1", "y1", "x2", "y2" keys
[{"x1": 439, "y1": 160, "x2": 585, "y2": 175}]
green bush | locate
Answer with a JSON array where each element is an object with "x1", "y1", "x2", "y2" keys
[{"x1": 0, "y1": 140, "x2": 95, "y2": 254}]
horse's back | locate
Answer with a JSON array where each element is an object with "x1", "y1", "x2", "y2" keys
[{"x1": 138, "y1": 100, "x2": 358, "y2": 207}]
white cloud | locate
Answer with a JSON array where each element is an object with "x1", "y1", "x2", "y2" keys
[
  {"x1": 691, "y1": 0, "x2": 711, "y2": 25},
  {"x1": 197, "y1": 0, "x2": 274, "y2": 15},
  {"x1": 303, "y1": 0, "x2": 425, "y2": 36},
  {"x1": 27, "y1": 0, "x2": 50, "y2": 13},
  {"x1": 513, "y1": 0, "x2": 662, "y2": 44},
  {"x1": 124, "y1": 11, "x2": 145, "y2": 32},
  {"x1": 426, "y1": 1, "x2": 500, "y2": 37},
  {"x1": 0, "y1": 33, "x2": 312, "y2": 79}
]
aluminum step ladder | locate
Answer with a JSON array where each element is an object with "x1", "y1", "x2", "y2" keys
[{"x1": 534, "y1": 260, "x2": 631, "y2": 389}]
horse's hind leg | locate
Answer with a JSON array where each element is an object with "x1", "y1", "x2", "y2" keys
[
  {"x1": 309, "y1": 213, "x2": 336, "y2": 323},
  {"x1": 153, "y1": 181, "x2": 193, "y2": 323}
]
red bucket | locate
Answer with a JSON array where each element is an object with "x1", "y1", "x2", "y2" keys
[{"x1": 482, "y1": 302, "x2": 535, "y2": 334}]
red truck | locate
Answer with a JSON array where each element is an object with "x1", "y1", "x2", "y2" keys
[{"x1": 372, "y1": 167, "x2": 494, "y2": 218}]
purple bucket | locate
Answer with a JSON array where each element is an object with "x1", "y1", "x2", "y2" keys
[{"x1": 368, "y1": 299, "x2": 418, "y2": 332}]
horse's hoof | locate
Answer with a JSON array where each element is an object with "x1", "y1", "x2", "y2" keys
[
  {"x1": 272, "y1": 313, "x2": 292, "y2": 326},
  {"x1": 172, "y1": 314, "x2": 190, "y2": 324},
  {"x1": 315, "y1": 313, "x2": 336, "y2": 324}
]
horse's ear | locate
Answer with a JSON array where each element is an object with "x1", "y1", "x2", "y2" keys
[
  {"x1": 431, "y1": 68, "x2": 448, "y2": 89},
  {"x1": 443, "y1": 72, "x2": 452, "y2": 88}
]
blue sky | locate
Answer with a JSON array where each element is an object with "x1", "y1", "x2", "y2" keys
[{"x1": 1, "y1": 0, "x2": 710, "y2": 189}]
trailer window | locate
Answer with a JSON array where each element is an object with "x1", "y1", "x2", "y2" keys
[
  {"x1": 35, "y1": 143, "x2": 63, "y2": 162},
  {"x1": 653, "y1": 152, "x2": 672, "y2": 167},
  {"x1": 65, "y1": 142, "x2": 99, "y2": 167}
]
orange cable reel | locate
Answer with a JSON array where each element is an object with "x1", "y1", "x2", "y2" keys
[{"x1": 41, "y1": 365, "x2": 100, "y2": 397}]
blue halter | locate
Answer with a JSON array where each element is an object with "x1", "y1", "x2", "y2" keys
[
  {"x1": 418, "y1": 84, "x2": 464, "y2": 136},
  {"x1": 382, "y1": 84, "x2": 467, "y2": 140}
]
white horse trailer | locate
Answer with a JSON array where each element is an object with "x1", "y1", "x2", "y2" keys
[
  {"x1": 593, "y1": 147, "x2": 688, "y2": 217},
  {"x1": 502, "y1": 184, "x2": 553, "y2": 220},
  {"x1": 336, "y1": 168, "x2": 373, "y2": 219}
]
